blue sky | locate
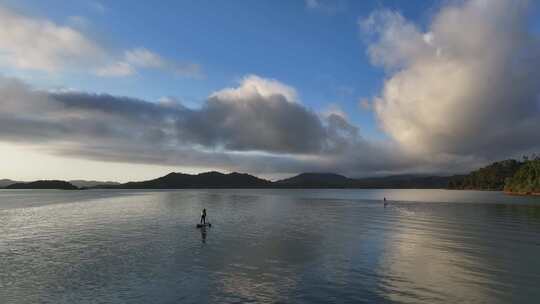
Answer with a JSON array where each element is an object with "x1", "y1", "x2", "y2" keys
[{"x1": 1, "y1": 0, "x2": 540, "y2": 181}]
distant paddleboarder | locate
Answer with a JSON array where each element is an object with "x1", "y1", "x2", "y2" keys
[
  {"x1": 196, "y1": 208, "x2": 211, "y2": 228},
  {"x1": 383, "y1": 197, "x2": 388, "y2": 208},
  {"x1": 200, "y1": 208, "x2": 207, "y2": 225}
]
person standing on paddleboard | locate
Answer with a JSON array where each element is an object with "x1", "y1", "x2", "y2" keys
[{"x1": 200, "y1": 208, "x2": 207, "y2": 225}]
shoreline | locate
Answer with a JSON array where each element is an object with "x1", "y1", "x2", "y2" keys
[{"x1": 504, "y1": 191, "x2": 540, "y2": 197}]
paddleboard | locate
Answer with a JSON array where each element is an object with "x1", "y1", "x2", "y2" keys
[{"x1": 196, "y1": 223, "x2": 212, "y2": 228}]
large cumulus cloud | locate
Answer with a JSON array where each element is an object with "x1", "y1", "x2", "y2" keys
[
  {"x1": 362, "y1": 0, "x2": 540, "y2": 160},
  {"x1": 48, "y1": 75, "x2": 358, "y2": 154},
  {"x1": 175, "y1": 75, "x2": 330, "y2": 153},
  {"x1": 0, "y1": 74, "x2": 409, "y2": 176}
]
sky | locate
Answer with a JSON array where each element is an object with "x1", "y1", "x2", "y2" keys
[{"x1": 0, "y1": 0, "x2": 539, "y2": 182}]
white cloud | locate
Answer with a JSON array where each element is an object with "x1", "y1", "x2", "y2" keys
[
  {"x1": 211, "y1": 75, "x2": 298, "y2": 103},
  {"x1": 362, "y1": 0, "x2": 540, "y2": 159},
  {"x1": 94, "y1": 61, "x2": 135, "y2": 77},
  {"x1": 360, "y1": 9, "x2": 430, "y2": 70},
  {"x1": 0, "y1": 6, "x2": 106, "y2": 72},
  {"x1": 0, "y1": 5, "x2": 202, "y2": 79},
  {"x1": 94, "y1": 48, "x2": 167, "y2": 78},
  {"x1": 114, "y1": 47, "x2": 204, "y2": 79},
  {"x1": 125, "y1": 48, "x2": 165, "y2": 68}
]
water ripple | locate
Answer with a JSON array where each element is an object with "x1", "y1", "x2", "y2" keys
[{"x1": 1, "y1": 189, "x2": 540, "y2": 303}]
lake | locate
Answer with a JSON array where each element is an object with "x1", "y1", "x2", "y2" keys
[{"x1": 1, "y1": 189, "x2": 540, "y2": 303}]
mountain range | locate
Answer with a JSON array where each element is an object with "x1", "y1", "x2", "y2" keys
[
  {"x1": 94, "y1": 171, "x2": 452, "y2": 189},
  {"x1": 0, "y1": 172, "x2": 451, "y2": 190},
  {"x1": 1, "y1": 158, "x2": 536, "y2": 193}
]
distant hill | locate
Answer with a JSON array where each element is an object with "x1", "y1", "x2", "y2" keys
[
  {"x1": 504, "y1": 159, "x2": 540, "y2": 195},
  {"x1": 0, "y1": 179, "x2": 20, "y2": 188},
  {"x1": 448, "y1": 159, "x2": 523, "y2": 190},
  {"x1": 1, "y1": 172, "x2": 450, "y2": 190},
  {"x1": 116, "y1": 171, "x2": 272, "y2": 189},
  {"x1": 6, "y1": 180, "x2": 78, "y2": 190},
  {"x1": 275, "y1": 173, "x2": 355, "y2": 188},
  {"x1": 69, "y1": 180, "x2": 120, "y2": 188},
  {"x1": 274, "y1": 173, "x2": 449, "y2": 189}
]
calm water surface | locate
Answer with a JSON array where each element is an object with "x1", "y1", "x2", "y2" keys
[{"x1": 1, "y1": 189, "x2": 540, "y2": 303}]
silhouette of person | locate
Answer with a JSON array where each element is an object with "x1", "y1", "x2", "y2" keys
[
  {"x1": 200, "y1": 208, "x2": 207, "y2": 225},
  {"x1": 383, "y1": 197, "x2": 388, "y2": 208}
]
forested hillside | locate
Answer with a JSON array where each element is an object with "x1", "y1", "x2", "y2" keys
[
  {"x1": 448, "y1": 159, "x2": 523, "y2": 190},
  {"x1": 504, "y1": 158, "x2": 540, "y2": 194}
]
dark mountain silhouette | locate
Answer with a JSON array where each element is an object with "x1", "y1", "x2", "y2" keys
[
  {"x1": 69, "y1": 180, "x2": 120, "y2": 188},
  {"x1": 275, "y1": 173, "x2": 449, "y2": 189},
  {"x1": 275, "y1": 173, "x2": 355, "y2": 188},
  {"x1": 90, "y1": 171, "x2": 450, "y2": 189},
  {"x1": 3, "y1": 158, "x2": 537, "y2": 191},
  {"x1": 6, "y1": 180, "x2": 78, "y2": 190},
  {"x1": 0, "y1": 179, "x2": 20, "y2": 188},
  {"x1": 115, "y1": 171, "x2": 272, "y2": 189}
]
